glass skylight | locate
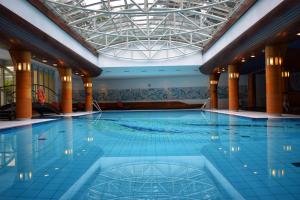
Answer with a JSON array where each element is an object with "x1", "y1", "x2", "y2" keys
[{"x1": 42, "y1": 0, "x2": 245, "y2": 60}]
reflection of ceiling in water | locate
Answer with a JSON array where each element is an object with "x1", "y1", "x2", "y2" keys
[{"x1": 77, "y1": 156, "x2": 221, "y2": 200}]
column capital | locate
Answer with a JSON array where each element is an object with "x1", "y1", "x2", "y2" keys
[
  {"x1": 228, "y1": 64, "x2": 240, "y2": 79},
  {"x1": 82, "y1": 77, "x2": 92, "y2": 88},
  {"x1": 209, "y1": 73, "x2": 219, "y2": 85}
]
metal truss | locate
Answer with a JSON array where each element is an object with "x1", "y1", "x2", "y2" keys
[{"x1": 43, "y1": 0, "x2": 244, "y2": 60}]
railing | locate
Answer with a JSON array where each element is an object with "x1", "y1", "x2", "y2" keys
[
  {"x1": 0, "y1": 85, "x2": 16, "y2": 119},
  {"x1": 200, "y1": 98, "x2": 210, "y2": 110},
  {"x1": 0, "y1": 84, "x2": 59, "y2": 110},
  {"x1": 0, "y1": 85, "x2": 16, "y2": 106},
  {"x1": 32, "y1": 84, "x2": 58, "y2": 104},
  {"x1": 93, "y1": 99, "x2": 102, "y2": 112}
]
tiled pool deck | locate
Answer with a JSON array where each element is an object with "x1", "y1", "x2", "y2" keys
[
  {"x1": 0, "y1": 111, "x2": 100, "y2": 130},
  {"x1": 205, "y1": 109, "x2": 300, "y2": 119}
]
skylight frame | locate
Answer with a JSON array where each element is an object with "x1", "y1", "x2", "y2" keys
[{"x1": 42, "y1": 0, "x2": 245, "y2": 60}]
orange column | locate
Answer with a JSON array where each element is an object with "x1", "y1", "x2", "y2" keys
[
  {"x1": 59, "y1": 68, "x2": 72, "y2": 113},
  {"x1": 228, "y1": 64, "x2": 239, "y2": 111},
  {"x1": 83, "y1": 77, "x2": 93, "y2": 112},
  {"x1": 209, "y1": 74, "x2": 218, "y2": 109},
  {"x1": 9, "y1": 50, "x2": 32, "y2": 119},
  {"x1": 248, "y1": 73, "x2": 256, "y2": 110},
  {"x1": 265, "y1": 45, "x2": 286, "y2": 115}
]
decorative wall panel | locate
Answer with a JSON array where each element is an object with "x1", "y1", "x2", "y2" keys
[{"x1": 73, "y1": 86, "x2": 247, "y2": 103}]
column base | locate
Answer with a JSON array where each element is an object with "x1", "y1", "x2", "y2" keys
[
  {"x1": 16, "y1": 118, "x2": 32, "y2": 121},
  {"x1": 267, "y1": 113, "x2": 282, "y2": 117}
]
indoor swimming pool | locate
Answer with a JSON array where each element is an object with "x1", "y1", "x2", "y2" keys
[{"x1": 0, "y1": 110, "x2": 300, "y2": 200}]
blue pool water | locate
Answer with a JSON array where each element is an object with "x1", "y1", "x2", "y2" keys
[{"x1": 0, "y1": 110, "x2": 300, "y2": 200}]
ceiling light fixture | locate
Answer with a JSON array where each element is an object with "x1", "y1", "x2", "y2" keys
[
  {"x1": 42, "y1": 59, "x2": 47, "y2": 63},
  {"x1": 297, "y1": 32, "x2": 300, "y2": 36},
  {"x1": 53, "y1": 63, "x2": 58, "y2": 67},
  {"x1": 241, "y1": 58, "x2": 246, "y2": 62},
  {"x1": 250, "y1": 54, "x2": 255, "y2": 58}
]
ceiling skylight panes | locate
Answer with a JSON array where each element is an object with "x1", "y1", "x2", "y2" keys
[{"x1": 42, "y1": 0, "x2": 245, "y2": 60}]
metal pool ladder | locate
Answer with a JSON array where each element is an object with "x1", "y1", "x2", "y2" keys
[
  {"x1": 92, "y1": 100, "x2": 102, "y2": 125},
  {"x1": 93, "y1": 100, "x2": 102, "y2": 112},
  {"x1": 200, "y1": 98, "x2": 210, "y2": 111}
]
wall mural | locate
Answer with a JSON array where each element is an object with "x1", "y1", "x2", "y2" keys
[{"x1": 74, "y1": 85, "x2": 248, "y2": 103}]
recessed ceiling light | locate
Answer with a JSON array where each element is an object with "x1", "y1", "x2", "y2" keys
[
  {"x1": 250, "y1": 54, "x2": 255, "y2": 58},
  {"x1": 80, "y1": 74, "x2": 84, "y2": 77},
  {"x1": 296, "y1": 32, "x2": 300, "y2": 36},
  {"x1": 53, "y1": 63, "x2": 58, "y2": 67},
  {"x1": 42, "y1": 59, "x2": 47, "y2": 63},
  {"x1": 75, "y1": 72, "x2": 79, "y2": 75},
  {"x1": 241, "y1": 58, "x2": 246, "y2": 62}
]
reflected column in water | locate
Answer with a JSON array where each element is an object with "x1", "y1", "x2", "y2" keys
[
  {"x1": 210, "y1": 113, "x2": 220, "y2": 142},
  {"x1": 17, "y1": 125, "x2": 33, "y2": 181},
  {"x1": 228, "y1": 116, "x2": 240, "y2": 155},
  {"x1": 86, "y1": 114, "x2": 94, "y2": 143},
  {"x1": 63, "y1": 117, "x2": 73, "y2": 159},
  {"x1": 267, "y1": 119, "x2": 286, "y2": 178}
]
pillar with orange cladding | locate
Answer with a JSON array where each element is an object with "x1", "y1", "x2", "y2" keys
[
  {"x1": 248, "y1": 73, "x2": 256, "y2": 110},
  {"x1": 228, "y1": 64, "x2": 239, "y2": 111},
  {"x1": 265, "y1": 45, "x2": 286, "y2": 115},
  {"x1": 83, "y1": 77, "x2": 93, "y2": 112},
  {"x1": 59, "y1": 68, "x2": 72, "y2": 113},
  {"x1": 209, "y1": 74, "x2": 218, "y2": 109},
  {"x1": 9, "y1": 50, "x2": 32, "y2": 119},
  {"x1": 281, "y1": 68, "x2": 290, "y2": 93}
]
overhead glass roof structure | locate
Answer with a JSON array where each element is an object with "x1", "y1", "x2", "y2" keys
[{"x1": 43, "y1": 0, "x2": 245, "y2": 60}]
